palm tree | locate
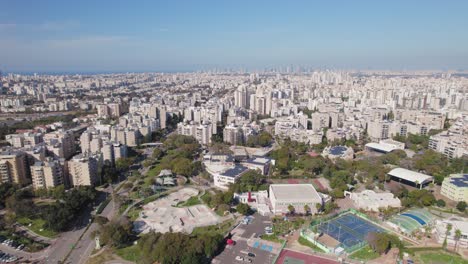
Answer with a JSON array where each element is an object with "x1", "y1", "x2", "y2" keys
[
  {"x1": 287, "y1": 204, "x2": 295, "y2": 215},
  {"x1": 444, "y1": 223, "x2": 453, "y2": 250},
  {"x1": 454, "y1": 229, "x2": 462, "y2": 252}
]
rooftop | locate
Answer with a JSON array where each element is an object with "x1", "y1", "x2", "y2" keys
[
  {"x1": 366, "y1": 142, "x2": 399, "y2": 153},
  {"x1": 329, "y1": 146, "x2": 348, "y2": 156},
  {"x1": 446, "y1": 174, "x2": 468, "y2": 188},
  {"x1": 270, "y1": 184, "x2": 321, "y2": 202},
  {"x1": 221, "y1": 165, "x2": 249, "y2": 178},
  {"x1": 388, "y1": 168, "x2": 433, "y2": 184}
]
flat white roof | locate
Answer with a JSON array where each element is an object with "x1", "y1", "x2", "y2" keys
[
  {"x1": 388, "y1": 168, "x2": 433, "y2": 184},
  {"x1": 270, "y1": 184, "x2": 322, "y2": 203},
  {"x1": 365, "y1": 142, "x2": 396, "y2": 153}
]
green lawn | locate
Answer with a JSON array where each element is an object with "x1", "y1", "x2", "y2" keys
[
  {"x1": 115, "y1": 244, "x2": 142, "y2": 262},
  {"x1": 260, "y1": 234, "x2": 285, "y2": 244},
  {"x1": 17, "y1": 217, "x2": 57, "y2": 238},
  {"x1": 177, "y1": 196, "x2": 201, "y2": 207},
  {"x1": 127, "y1": 206, "x2": 143, "y2": 221},
  {"x1": 147, "y1": 164, "x2": 162, "y2": 177},
  {"x1": 298, "y1": 236, "x2": 325, "y2": 253},
  {"x1": 349, "y1": 246, "x2": 380, "y2": 261},
  {"x1": 417, "y1": 251, "x2": 468, "y2": 264},
  {"x1": 192, "y1": 219, "x2": 234, "y2": 236}
]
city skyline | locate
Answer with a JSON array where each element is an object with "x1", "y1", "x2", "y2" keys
[{"x1": 1, "y1": 0, "x2": 468, "y2": 72}]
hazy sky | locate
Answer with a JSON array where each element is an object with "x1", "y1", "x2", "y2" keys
[{"x1": 1, "y1": 0, "x2": 468, "y2": 72}]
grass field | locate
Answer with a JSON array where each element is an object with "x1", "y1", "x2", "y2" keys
[
  {"x1": 147, "y1": 164, "x2": 163, "y2": 177},
  {"x1": 17, "y1": 217, "x2": 57, "y2": 238},
  {"x1": 86, "y1": 248, "x2": 118, "y2": 264},
  {"x1": 416, "y1": 250, "x2": 468, "y2": 264},
  {"x1": 349, "y1": 246, "x2": 380, "y2": 261},
  {"x1": 297, "y1": 236, "x2": 326, "y2": 253},
  {"x1": 192, "y1": 219, "x2": 234, "y2": 236},
  {"x1": 127, "y1": 206, "x2": 142, "y2": 221},
  {"x1": 260, "y1": 234, "x2": 286, "y2": 244},
  {"x1": 115, "y1": 244, "x2": 142, "y2": 262},
  {"x1": 176, "y1": 195, "x2": 201, "y2": 207}
]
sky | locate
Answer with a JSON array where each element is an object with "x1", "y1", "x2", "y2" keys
[{"x1": 0, "y1": 0, "x2": 468, "y2": 72}]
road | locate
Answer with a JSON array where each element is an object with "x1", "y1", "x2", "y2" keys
[
  {"x1": 42, "y1": 188, "x2": 113, "y2": 264},
  {"x1": 66, "y1": 197, "x2": 116, "y2": 264}
]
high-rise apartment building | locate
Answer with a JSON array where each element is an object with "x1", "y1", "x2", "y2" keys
[
  {"x1": 0, "y1": 150, "x2": 30, "y2": 185},
  {"x1": 30, "y1": 159, "x2": 64, "y2": 189},
  {"x1": 68, "y1": 154, "x2": 98, "y2": 186}
]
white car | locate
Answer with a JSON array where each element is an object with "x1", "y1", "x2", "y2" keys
[{"x1": 235, "y1": 256, "x2": 244, "y2": 261}]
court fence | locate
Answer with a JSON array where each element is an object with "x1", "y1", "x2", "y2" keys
[{"x1": 302, "y1": 208, "x2": 384, "y2": 253}]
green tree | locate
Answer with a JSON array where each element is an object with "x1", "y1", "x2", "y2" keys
[
  {"x1": 152, "y1": 148, "x2": 164, "y2": 160},
  {"x1": 236, "y1": 203, "x2": 251, "y2": 215},
  {"x1": 304, "y1": 204, "x2": 311, "y2": 215},
  {"x1": 323, "y1": 201, "x2": 339, "y2": 214},
  {"x1": 315, "y1": 203, "x2": 322, "y2": 213},
  {"x1": 444, "y1": 223, "x2": 453, "y2": 250},
  {"x1": 436, "y1": 199, "x2": 446, "y2": 207},
  {"x1": 229, "y1": 170, "x2": 267, "y2": 193},
  {"x1": 456, "y1": 201, "x2": 467, "y2": 212},
  {"x1": 115, "y1": 157, "x2": 135, "y2": 172},
  {"x1": 287, "y1": 204, "x2": 295, "y2": 215},
  {"x1": 367, "y1": 232, "x2": 391, "y2": 254},
  {"x1": 171, "y1": 157, "x2": 193, "y2": 176},
  {"x1": 454, "y1": 229, "x2": 462, "y2": 252},
  {"x1": 99, "y1": 217, "x2": 134, "y2": 248}
]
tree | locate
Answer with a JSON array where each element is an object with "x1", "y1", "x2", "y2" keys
[
  {"x1": 99, "y1": 217, "x2": 134, "y2": 248},
  {"x1": 94, "y1": 215, "x2": 109, "y2": 225},
  {"x1": 444, "y1": 223, "x2": 453, "y2": 250},
  {"x1": 0, "y1": 183, "x2": 18, "y2": 208},
  {"x1": 454, "y1": 229, "x2": 462, "y2": 252},
  {"x1": 315, "y1": 203, "x2": 322, "y2": 213},
  {"x1": 304, "y1": 204, "x2": 311, "y2": 215},
  {"x1": 171, "y1": 157, "x2": 193, "y2": 176},
  {"x1": 229, "y1": 170, "x2": 267, "y2": 193},
  {"x1": 367, "y1": 232, "x2": 391, "y2": 254},
  {"x1": 456, "y1": 201, "x2": 467, "y2": 212},
  {"x1": 152, "y1": 148, "x2": 164, "y2": 160},
  {"x1": 324, "y1": 201, "x2": 339, "y2": 214},
  {"x1": 236, "y1": 203, "x2": 251, "y2": 215},
  {"x1": 217, "y1": 204, "x2": 230, "y2": 214},
  {"x1": 436, "y1": 199, "x2": 446, "y2": 207},
  {"x1": 115, "y1": 157, "x2": 135, "y2": 172},
  {"x1": 287, "y1": 204, "x2": 295, "y2": 215}
]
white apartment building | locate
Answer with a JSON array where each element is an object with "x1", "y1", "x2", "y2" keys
[
  {"x1": 177, "y1": 121, "x2": 213, "y2": 145},
  {"x1": 441, "y1": 174, "x2": 468, "y2": 203}
]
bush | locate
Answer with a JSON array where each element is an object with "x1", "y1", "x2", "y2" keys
[
  {"x1": 436, "y1": 199, "x2": 446, "y2": 207},
  {"x1": 236, "y1": 203, "x2": 251, "y2": 215},
  {"x1": 456, "y1": 201, "x2": 467, "y2": 212}
]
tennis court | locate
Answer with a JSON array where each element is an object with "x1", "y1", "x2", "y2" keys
[{"x1": 317, "y1": 212, "x2": 384, "y2": 251}]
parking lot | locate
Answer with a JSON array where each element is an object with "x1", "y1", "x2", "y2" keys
[
  {"x1": 213, "y1": 214, "x2": 280, "y2": 264},
  {"x1": 0, "y1": 236, "x2": 21, "y2": 263}
]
